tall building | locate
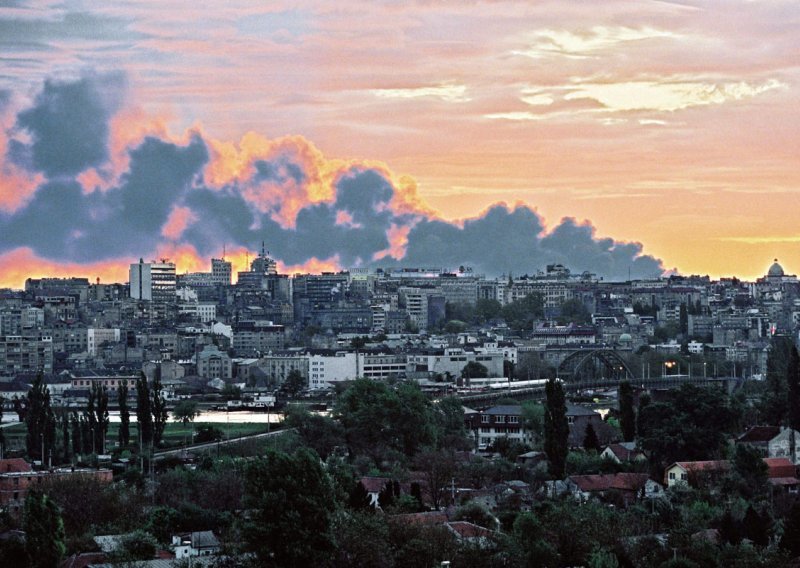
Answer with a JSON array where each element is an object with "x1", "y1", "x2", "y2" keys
[
  {"x1": 211, "y1": 258, "x2": 232, "y2": 286},
  {"x1": 129, "y1": 259, "x2": 177, "y2": 304}
]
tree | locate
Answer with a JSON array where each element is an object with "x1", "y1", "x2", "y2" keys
[
  {"x1": 583, "y1": 423, "x2": 601, "y2": 452},
  {"x1": 434, "y1": 396, "x2": 470, "y2": 449},
  {"x1": 242, "y1": 447, "x2": 336, "y2": 567},
  {"x1": 283, "y1": 369, "x2": 307, "y2": 397},
  {"x1": 475, "y1": 298, "x2": 502, "y2": 322},
  {"x1": 637, "y1": 384, "x2": 737, "y2": 470},
  {"x1": 559, "y1": 298, "x2": 592, "y2": 325},
  {"x1": 172, "y1": 400, "x2": 200, "y2": 446},
  {"x1": 501, "y1": 293, "x2": 544, "y2": 330},
  {"x1": 0, "y1": 395, "x2": 4, "y2": 457},
  {"x1": 25, "y1": 374, "x2": 56, "y2": 463},
  {"x1": 544, "y1": 378, "x2": 569, "y2": 478},
  {"x1": 742, "y1": 505, "x2": 770, "y2": 547},
  {"x1": 762, "y1": 335, "x2": 793, "y2": 426},
  {"x1": 136, "y1": 375, "x2": 153, "y2": 447},
  {"x1": 23, "y1": 491, "x2": 66, "y2": 568},
  {"x1": 730, "y1": 443, "x2": 769, "y2": 498},
  {"x1": 118, "y1": 382, "x2": 130, "y2": 447},
  {"x1": 781, "y1": 502, "x2": 800, "y2": 556},
  {"x1": 284, "y1": 406, "x2": 346, "y2": 460},
  {"x1": 618, "y1": 381, "x2": 636, "y2": 442},
  {"x1": 88, "y1": 383, "x2": 109, "y2": 453},
  {"x1": 151, "y1": 375, "x2": 169, "y2": 447},
  {"x1": 412, "y1": 448, "x2": 457, "y2": 509},
  {"x1": 334, "y1": 379, "x2": 435, "y2": 460},
  {"x1": 788, "y1": 346, "x2": 800, "y2": 431},
  {"x1": 461, "y1": 361, "x2": 489, "y2": 380}
]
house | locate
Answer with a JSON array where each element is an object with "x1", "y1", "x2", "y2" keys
[
  {"x1": 600, "y1": 442, "x2": 646, "y2": 463},
  {"x1": 357, "y1": 477, "x2": 391, "y2": 508},
  {"x1": 736, "y1": 426, "x2": 800, "y2": 463},
  {"x1": 764, "y1": 457, "x2": 800, "y2": 493},
  {"x1": 566, "y1": 473, "x2": 663, "y2": 505},
  {"x1": 1, "y1": 462, "x2": 113, "y2": 514},
  {"x1": 172, "y1": 531, "x2": 221, "y2": 558},
  {"x1": 664, "y1": 461, "x2": 730, "y2": 488},
  {"x1": 566, "y1": 404, "x2": 618, "y2": 448},
  {"x1": 466, "y1": 405, "x2": 530, "y2": 450},
  {"x1": 446, "y1": 521, "x2": 495, "y2": 547}
]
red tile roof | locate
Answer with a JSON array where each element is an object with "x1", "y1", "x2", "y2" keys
[
  {"x1": 359, "y1": 476, "x2": 390, "y2": 493},
  {"x1": 0, "y1": 458, "x2": 32, "y2": 474},
  {"x1": 764, "y1": 458, "x2": 796, "y2": 479},
  {"x1": 569, "y1": 473, "x2": 650, "y2": 492},
  {"x1": 447, "y1": 521, "x2": 494, "y2": 540},
  {"x1": 673, "y1": 460, "x2": 730, "y2": 473},
  {"x1": 391, "y1": 511, "x2": 449, "y2": 526}
]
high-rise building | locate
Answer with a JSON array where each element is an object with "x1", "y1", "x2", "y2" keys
[
  {"x1": 129, "y1": 259, "x2": 177, "y2": 304},
  {"x1": 211, "y1": 258, "x2": 232, "y2": 286}
]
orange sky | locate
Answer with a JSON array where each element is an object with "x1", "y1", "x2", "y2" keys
[{"x1": 0, "y1": 1, "x2": 798, "y2": 284}]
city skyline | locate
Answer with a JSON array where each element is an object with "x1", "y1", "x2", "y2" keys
[{"x1": 1, "y1": 1, "x2": 799, "y2": 287}]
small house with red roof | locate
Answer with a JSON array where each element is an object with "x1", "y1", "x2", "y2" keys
[
  {"x1": 566, "y1": 473, "x2": 663, "y2": 505},
  {"x1": 664, "y1": 461, "x2": 730, "y2": 488},
  {"x1": 737, "y1": 426, "x2": 800, "y2": 463},
  {"x1": 764, "y1": 457, "x2": 799, "y2": 493}
]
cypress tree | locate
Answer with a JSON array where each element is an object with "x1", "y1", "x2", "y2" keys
[
  {"x1": 618, "y1": 381, "x2": 636, "y2": 442},
  {"x1": 25, "y1": 374, "x2": 56, "y2": 463},
  {"x1": 787, "y1": 346, "x2": 800, "y2": 431},
  {"x1": 583, "y1": 423, "x2": 601, "y2": 452},
  {"x1": 151, "y1": 376, "x2": 168, "y2": 447},
  {"x1": 23, "y1": 491, "x2": 66, "y2": 568},
  {"x1": 118, "y1": 382, "x2": 130, "y2": 447},
  {"x1": 544, "y1": 378, "x2": 569, "y2": 479},
  {"x1": 136, "y1": 375, "x2": 153, "y2": 447}
]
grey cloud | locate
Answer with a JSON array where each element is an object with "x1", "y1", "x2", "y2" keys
[
  {"x1": 0, "y1": 75, "x2": 665, "y2": 280},
  {"x1": 12, "y1": 72, "x2": 125, "y2": 177}
]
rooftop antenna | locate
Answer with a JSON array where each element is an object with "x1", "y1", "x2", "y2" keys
[
  {"x1": 222, "y1": 244, "x2": 226, "y2": 260},
  {"x1": 261, "y1": 240, "x2": 266, "y2": 258}
]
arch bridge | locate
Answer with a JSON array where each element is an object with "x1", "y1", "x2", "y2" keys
[{"x1": 557, "y1": 348, "x2": 634, "y2": 383}]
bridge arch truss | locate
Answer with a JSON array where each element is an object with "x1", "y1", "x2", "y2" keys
[{"x1": 558, "y1": 349, "x2": 634, "y2": 384}]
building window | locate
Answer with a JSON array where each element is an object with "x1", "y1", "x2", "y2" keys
[
  {"x1": 567, "y1": 416, "x2": 574, "y2": 425},
  {"x1": 509, "y1": 416, "x2": 519, "y2": 424},
  {"x1": 495, "y1": 416, "x2": 506, "y2": 424},
  {"x1": 481, "y1": 415, "x2": 489, "y2": 424},
  {"x1": 668, "y1": 472, "x2": 675, "y2": 480},
  {"x1": 680, "y1": 473, "x2": 688, "y2": 481}
]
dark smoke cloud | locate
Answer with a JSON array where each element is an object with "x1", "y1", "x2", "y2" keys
[
  {"x1": 0, "y1": 75, "x2": 664, "y2": 281},
  {"x1": 10, "y1": 73, "x2": 125, "y2": 177}
]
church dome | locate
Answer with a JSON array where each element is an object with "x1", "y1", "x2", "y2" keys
[
  {"x1": 618, "y1": 333, "x2": 632, "y2": 343},
  {"x1": 768, "y1": 259, "x2": 785, "y2": 277}
]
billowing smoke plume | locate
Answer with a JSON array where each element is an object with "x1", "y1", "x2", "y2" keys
[{"x1": 0, "y1": 73, "x2": 664, "y2": 283}]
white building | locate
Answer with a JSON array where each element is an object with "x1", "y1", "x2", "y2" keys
[
  {"x1": 129, "y1": 259, "x2": 176, "y2": 304},
  {"x1": 87, "y1": 328, "x2": 120, "y2": 356},
  {"x1": 308, "y1": 351, "x2": 358, "y2": 389}
]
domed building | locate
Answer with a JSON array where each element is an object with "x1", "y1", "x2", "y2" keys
[
  {"x1": 768, "y1": 259, "x2": 785, "y2": 278},
  {"x1": 764, "y1": 258, "x2": 796, "y2": 285}
]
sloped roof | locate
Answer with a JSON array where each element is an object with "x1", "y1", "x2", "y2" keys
[
  {"x1": 764, "y1": 457, "x2": 796, "y2": 479},
  {"x1": 191, "y1": 531, "x2": 219, "y2": 549},
  {"x1": 671, "y1": 460, "x2": 730, "y2": 473},
  {"x1": 603, "y1": 443, "x2": 645, "y2": 461},
  {"x1": 484, "y1": 405, "x2": 522, "y2": 416},
  {"x1": 566, "y1": 404, "x2": 598, "y2": 417},
  {"x1": 737, "y1": 426, "x2": 781, "y2": 443},
  {"x1": 359, "y1": 476, "x2": 390, "y2": 493},
  {"x1": 0, "y1": 458, "x2": 32, "y2": 474},
  {"x1": 569, "y1": 473, "x2": 650, "y2": 493},
  {"x1": 391, "y1": 511, "x2": 449, "y2": 526},
  {"x1": 447, "y1": 521, "x2": 494, "y2": 540}
]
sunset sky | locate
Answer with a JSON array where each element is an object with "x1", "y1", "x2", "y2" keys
[{"x1": 0, "y1": 1, "x2": 798, "y2": 287}]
